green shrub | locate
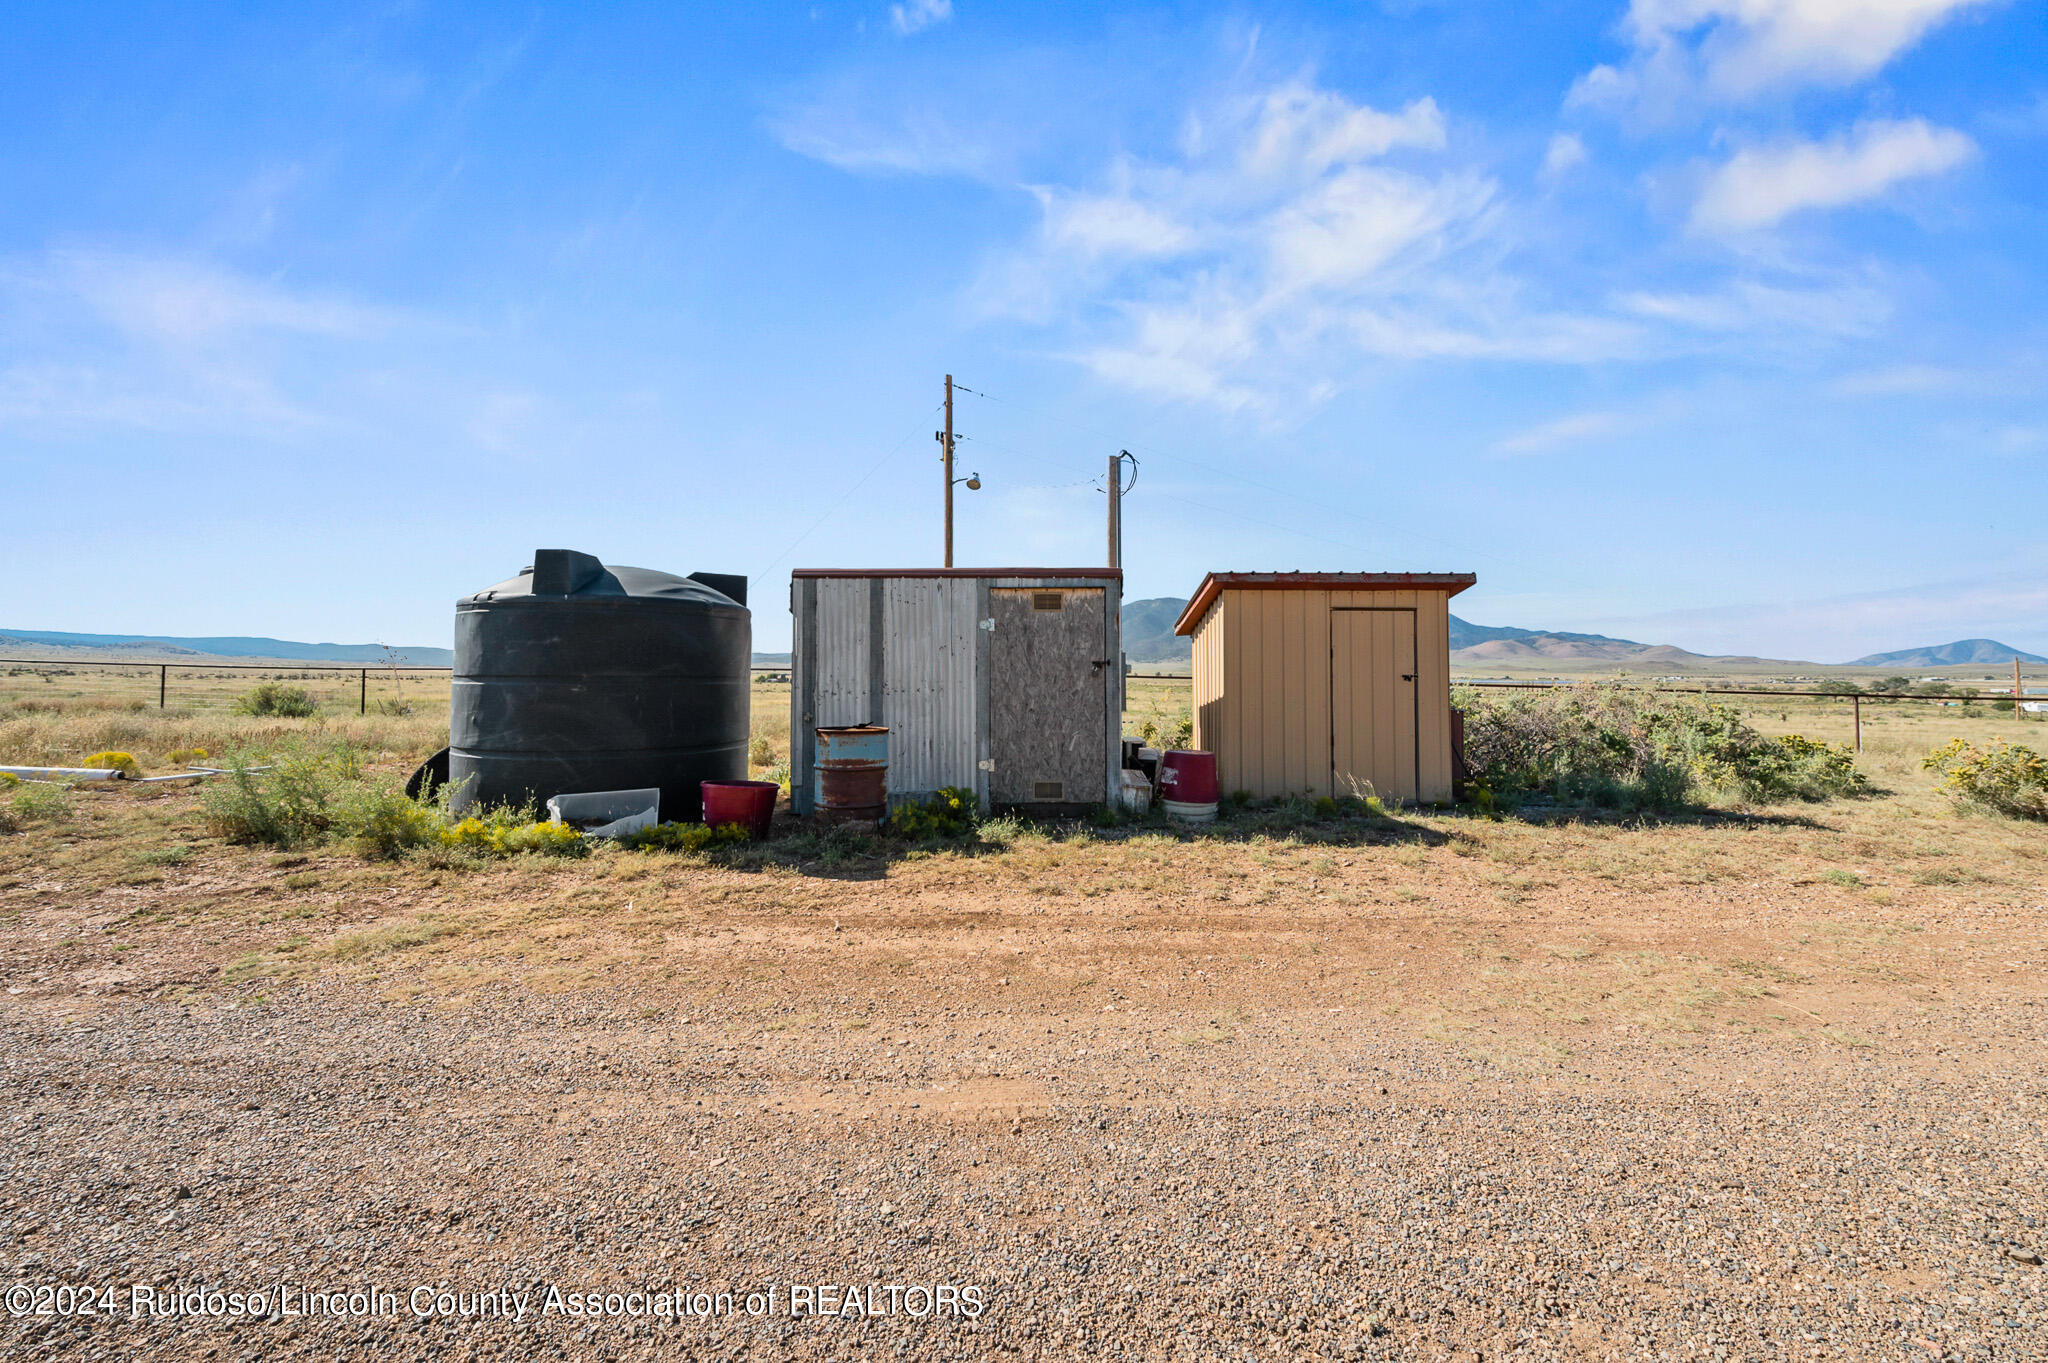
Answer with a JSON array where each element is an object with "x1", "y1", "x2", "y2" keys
[
  {"x1": 973, "y1": 814, "x2": 1028, "y2": 846},
  {"x1": 0, "y1": 771, "x2": 18, "y2": 789},
  {"x1": 334, "y1": 786, "x2": 446, "y2": 859},
  {"x1": 199, "y1": 747, "x2": 358, "y2": 847},
  {"x1": 11, "y1": 780, "x2": 75, "y2": 825},
  {"x1": 1923, "y1": 738, "x2": 2048, "y2": 821},
  {"x1": 234, "y1": 682, "x2": 317, "y2": 718},
  {"x1": 1456, "y1": 685, "x2": 1865, "y2": 811},
  {"x1": 887, "y1": 787, "x2": 978, "y2": 840},
  {"x1": 167, "y1": 747, "x2": 209, "y2": 766},
  {"x1": 619, "y1": 820, "x2": 749, "y2": 853},
  {"x1": 83, "y1": 750, "x2": 142, "y2": 777},
  {"x1": 1722, "y1": 733, "x2": 1864, "y2": 802},
  {"x1": 748, "y1": 736, "x2": 775, "y2": 767}
]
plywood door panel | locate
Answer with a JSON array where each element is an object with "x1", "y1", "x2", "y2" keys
[
  {"x1": 989, "y1": 587, "x2": 1109, "y2": 803},
  {"x1": 1330, "y1": 608, "x2": 1418, "y2": 802}
]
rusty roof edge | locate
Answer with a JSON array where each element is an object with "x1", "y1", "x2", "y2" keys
[{"x1": 1173, "y1": 572, "x2": 1478, "y2": 635}]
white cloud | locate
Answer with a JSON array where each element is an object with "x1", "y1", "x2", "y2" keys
[
  {"x1": 1033, "y1": 185, "x2": 1194, "y2": 258},
  {"x1": 1618, "y1": 277, "x2": 1891, "y2": 335},
  {"x1": 771, "y1": 103, "x2": 994, "y2": 177},
  {"x1": 1689, "y1": 118, "x2": 1975, "y2": 231},
  {"x1": 1540, "y1": 132, "x2": 1588, "y2": 181},
  {"x1": 1490, "y1": 409, "x2": 1624, "y2": 455},
  {"x1": 974, "y1": 80, "x2": 1648, "y2": 407},
  {"x1": 889, "y1": 0, "x2": 952, "y2": 37},
  {"x1": 1572, "y1": 0, "x2": 1995, "y2": 118},
  {"x1": 42, "y1": 249, "x2": 399, "y2": 345},
  {"x1": 1829, "y1": 362, "x2": 1965, "y2": 394}
]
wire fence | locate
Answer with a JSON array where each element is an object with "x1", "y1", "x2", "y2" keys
[
  {"x1": 1121, "y1": 672, "x2": 2041, "y2": 752},
  {"x1": 6, "y1": 657, "x2": 2036, "y2": 748},
  {"x1": 0, "y1": 660, "x2": 459, "y2": 716}
]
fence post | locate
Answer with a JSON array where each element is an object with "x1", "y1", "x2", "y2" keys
[
  {"x1": 1853, "y1": 694, "x2": 1861, "y2": 752},
  {"x1": 159, "y1": 664, "x2": 167, "y2": 709},
  {"x1": 360, "y1": 669, "x2": 367, "y2": 715}
]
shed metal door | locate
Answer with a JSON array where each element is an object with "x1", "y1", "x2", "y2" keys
[
  {"x1": 1330, "y1": 608, "x2": 1418, "y2": 802},
  {"x1": 989, "y1": 587, "x2": 1107, "y2": 804}
]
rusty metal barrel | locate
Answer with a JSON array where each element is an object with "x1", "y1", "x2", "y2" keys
[{"x1": 814, "y1": 725, "x2": 888, "y2": 824}]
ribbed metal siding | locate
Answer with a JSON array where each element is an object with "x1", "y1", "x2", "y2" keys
[
  {"x1": 881, "y1": 578, "x2": 978, "y2": 797},
  {"x1": 810, "y1": 578, "x2": 872, "y2": 727}
]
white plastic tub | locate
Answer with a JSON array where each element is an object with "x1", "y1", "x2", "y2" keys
[{"x1": 545, "y1": 787, "x2": 660, "y2": 839}]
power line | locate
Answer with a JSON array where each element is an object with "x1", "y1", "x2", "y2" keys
[
  {"x1": 757, "y1": 408, "x2": 939, "y2": 575},
  {"x1": 958, "y1": 382, "x2": 1503, "y2": 566}
]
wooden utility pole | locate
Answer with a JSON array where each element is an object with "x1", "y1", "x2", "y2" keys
[
  {"x1": 2019, "y1": 658, "x2": 2026, "y2": 722},
  {"x1": 1106, "y1": 454, "x2": 1121, "y2": 569},
  {"x1": 940, "y1": 374, "x2": 956, "y2": 568}
]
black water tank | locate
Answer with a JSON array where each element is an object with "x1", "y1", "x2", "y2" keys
[{"x1": 448, "y1": 549, "x2": 750, "y2": 823}]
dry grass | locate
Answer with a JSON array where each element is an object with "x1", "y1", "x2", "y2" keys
[{"x1": 4, "y1": 665, "x2": 2042, "y2": 1054}]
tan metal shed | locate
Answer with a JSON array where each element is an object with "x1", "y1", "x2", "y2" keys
[{"x1": 1173, "y1": 571, "x2": 1477, "y2": 805}]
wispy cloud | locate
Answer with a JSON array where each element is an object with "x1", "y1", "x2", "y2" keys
[
  {"x1": 29, "y1": 249, "x2": 402, "y2": 345},
  {"x1": 1690, "y1": 118, "x2": 1975, "y2": 232},
  {"x1": 1490, "y1": 409, "x2": 1624, "y2": 455},
  {"x1": 770, "y1": 100, "x2": 996, "y2": 177},
  {"x1": 1572, "y1": 0, "x2": 1996, "y2": 120},
  {"x1": 0, "y1": 250, "x2": 418, "y2": 432},
  {"x1": 1539, "y1": 132, "x2": 1588, "y2": 181},
  {"x1": 1617, "y1": 277, "x2": 1890, "y2": 337},
  {"x1": 889, "y1": 0, "x2": 952, "y2": 37}
]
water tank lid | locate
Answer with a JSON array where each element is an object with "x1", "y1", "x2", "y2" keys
[{"x1": 461, "y1": 550, "x2": 746, "y2": 608}]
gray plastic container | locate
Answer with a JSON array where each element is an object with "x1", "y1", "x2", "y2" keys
[{"x1": 448, "y1": 549, "x2": 749, "y2": 824}]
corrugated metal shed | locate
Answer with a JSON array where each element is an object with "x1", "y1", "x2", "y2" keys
[{"x1": 790, "y1": 569, "x2": 1122, "y2": 814}]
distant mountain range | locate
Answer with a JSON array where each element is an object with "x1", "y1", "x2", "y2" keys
[
  {"x1": 7, "y1": 617, "x2": 2038, "y2": 672},
  {"x1": 1117, "y1": 598, "x2": 2041, "y2": 670},
  {"x1": 1847, "y1": 639, "x2": 2047, "y2": 667},
  {"x1": 0, "y1": 629, "x2": 456, "y2": 666}
]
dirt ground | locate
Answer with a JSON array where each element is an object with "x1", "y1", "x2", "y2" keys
[{"x1": 3, "y1": 742, "x2": 2045, "y2": 1361}]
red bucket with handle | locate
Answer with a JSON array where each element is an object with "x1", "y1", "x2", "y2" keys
[{"x1": 700, "y1": 780, "x2": 779, "y2": 839}]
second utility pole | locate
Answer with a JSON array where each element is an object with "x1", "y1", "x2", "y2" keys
[
  {"x1": 941, "y1": 374, "x2": 956, "y2": 568},
  {"x1": 1106, "y1": 452, "x2": 1121, "y2": 569}
]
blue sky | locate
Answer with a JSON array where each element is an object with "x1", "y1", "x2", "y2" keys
[{"x1": 3, "y1": 1, "x2": 2043, "y2": 660}]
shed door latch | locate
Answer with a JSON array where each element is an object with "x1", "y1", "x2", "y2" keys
[
  {"x1": 1401, "y1": 673, "x2": 1417, "y2": 682},
  {"x1": 977, "y1": 759, "x2": 996, "y2": 772},
  {"x1": 979, "y1": 618, "x2": 996, "y2": 631}
]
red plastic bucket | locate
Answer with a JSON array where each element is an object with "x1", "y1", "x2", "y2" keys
[
  {"x1": 1157, "y1": 750, "x2": 1219, "y2": 805},
  {"x1": 700, "y1": 780, "x2": 779, "y2": 839}
]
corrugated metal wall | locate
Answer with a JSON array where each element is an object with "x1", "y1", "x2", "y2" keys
[
  {"x1": 880, "y1": 577, "x2": 979, "y2": 797},
  {"x1": 1189, "y1": 588, "x2": 1454, "y2": 803},
  {"x1": 793, "y1": 573, "x2": 1120, "y2": 813},
  {"x1": 810, "y1": 577, "x2": 873, "y2": 727}
]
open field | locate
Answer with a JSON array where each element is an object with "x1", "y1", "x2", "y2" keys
[{"x1": 2, "y1": 674, "x2": 2045, "y2": 1359}]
